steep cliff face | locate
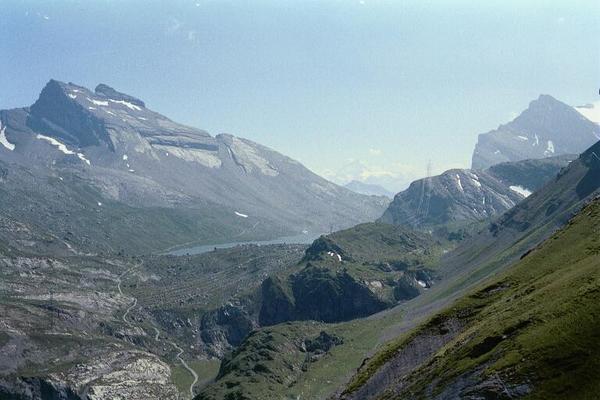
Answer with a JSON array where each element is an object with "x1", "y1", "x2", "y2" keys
[
  {"x1": 200, "y1": 305, "x2": 257, "y2": 358},
  {"x1": 258, "y1": 276, "x2": 296, "y2": 326},
  {"x1": 291, "y1": 266, "x2": 390, "y2": 323}
]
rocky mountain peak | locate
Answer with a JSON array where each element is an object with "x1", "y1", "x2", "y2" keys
[
  {"x1": 533, "y1": 93, "x2": 561, "y2": 105},
  {"x1": 29, "y1": 79, "x2": 114, "y2": 150},
  {"x1": 515, "y1": 94, "x2": 576, "y2": 123},
  {"x1": 471, "y1": 95, "x2": 599, "y2": 169}
]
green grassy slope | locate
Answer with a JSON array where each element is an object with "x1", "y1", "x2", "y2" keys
[
  {"x1": 342, "y1": 198, "x2": 600, "y2": 400},
  {"x1": 195, "y1": 223, "x2": 447, "y2": 399},
  {"x1": 195, "y1": 316, "x2": 402, "y2": 400},
  {"x1": 259, "y1": 223, "x2": 446, "y2": 325}
]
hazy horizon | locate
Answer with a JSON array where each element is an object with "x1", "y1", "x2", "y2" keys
[{"x1": 1, "y1": 0, "x2": 598, "y2": 191}]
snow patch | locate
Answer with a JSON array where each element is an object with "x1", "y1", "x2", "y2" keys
[
  {"x1": 455, "y1": 174, "x2": 463, "y2": 191},
  {"x1": 517, "y1": 135, "x2": 528, "y2": 141},
  {"x1": 369, "y1": 280, "x2": 383, "y2": 289},
  {"x1": 97, "y1": 202, "x2": 102, "y2": 206},
  {"x1": 417, "y1": 280, "x2": 427, "y2": 288},
  {"x1": 327, "y1": 251, "x2": 342, "y2": 262},
  {"x1": 235, "y1": 211, "x2": 248, "y2": 218},
  {"x1": 67, "y1": 94, "x2": 77, "y2": 99},
  {"x1": 467, "y1": 172, "x2": 481, "y2": 188},
  {"x1": 494, "y1": 150, "x2": 501, "y2": 155},
  {"x1": 88, "y1": 107, "x2": 96, "y2": 110},
  {"x1": 109, "y1": 99, "x2": 142, "y2": 111},
  {"x1": 509, "y1": 185, "x2": 532, "y2": 197},
  {"x1": 38, "y1": 136, "x2": 90, "y2": 165},
  {"x1": 77, "y1": 153, "x2": 91, "y2": 165},
  {"x1": 87, "y1": 97, "x2": 109, "y2": 106},
  {"x1": 544, "y1": 140, "x2": 555, "y2": 156},
  {"x1": 122, "y1": 154, "x2": 128, "y2": 161},
  {"x1": 37, "y1": 134, "x2": 75, "y2": 155},
  {"x1": 533, "y1": 133, "x2": 539, "y2": 146},
  {"x1": 0, "y1": 121, "x2": 15, "y2": 151}
]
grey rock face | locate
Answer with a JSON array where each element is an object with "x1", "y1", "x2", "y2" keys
[
  {"x1": 200, "y1": 304, "x2": 256, "y2": 358},
  {"x1": 0, "y1": 377, "x2": 82, "y2": 400},
  {"x1": 379, "y1": 156, "x2": 573, "y2": 229},
  {"x1": 259, "y1": 265, "x2": 389, "y2": 325},
  {"x1": 471, "y1": 95, "x2": 599, "y2": 169},
  {"x1": 258, "y1": 276, "x2": 296, "y2": 326}
]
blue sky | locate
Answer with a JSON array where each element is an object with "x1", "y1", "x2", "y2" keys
[{"x1": 1, "y1": 0, "x2": 598, "y2": 190}]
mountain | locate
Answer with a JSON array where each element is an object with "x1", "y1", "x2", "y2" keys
[
  {"x1": 195, "y1": 139, "x2": 600, "y2": 400},
  {"x1": 439, "y1": 139, "x2": 600, "y2": 286},
  {"x1": 258, "y1": 222, "x2": 441, "y2": 326},
  {"x1": 325, "y1": 159, "x2": 415, "y2": 194},
  {"x1": 0, "y1": 80, "x2": 387, "y2": 253},
  {"x1": 339, "y1": 196, "x2": 600, "y2": 400},
  {"x1": 471, "y1": 95, "x2": 599, "y2": 169},
  {"x1": 197, "y1": 222, "x2": 443, "y2": 400},
  {"x1": 379, "y1": 155, "x2": 574, "y2": 230},
  {"x1": 343, "y1": 180, "x2": 394, "y2": 198}
]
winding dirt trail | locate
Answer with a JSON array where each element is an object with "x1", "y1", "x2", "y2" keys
[
  {"x1": 169, "y1": 340, "x2": 199, "y2": 398},
  {"x1": 117, "y1": 263, "x2": 199, "y2": 399}
]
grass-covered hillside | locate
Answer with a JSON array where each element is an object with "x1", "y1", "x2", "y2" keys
[
  {"x1": 341, "y1": 197, "x2": 600, "y2": 400},
  {"x1": 259, "y1": 223, "x2": 446, "y2": 326},
  {"x1": 195, "y1": 223, "x2": 447, "y2": 400}
]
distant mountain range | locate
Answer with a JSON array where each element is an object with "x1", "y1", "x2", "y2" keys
[
  {"x1": 343, "y1": 180, "x2": 394, "y2": 198},
  {"x1": 471, "y1": 95, "x2": 599, "y2": 169},
  {"x1": 0, "y1": 80, "x2": 387, "y2": 253}
]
